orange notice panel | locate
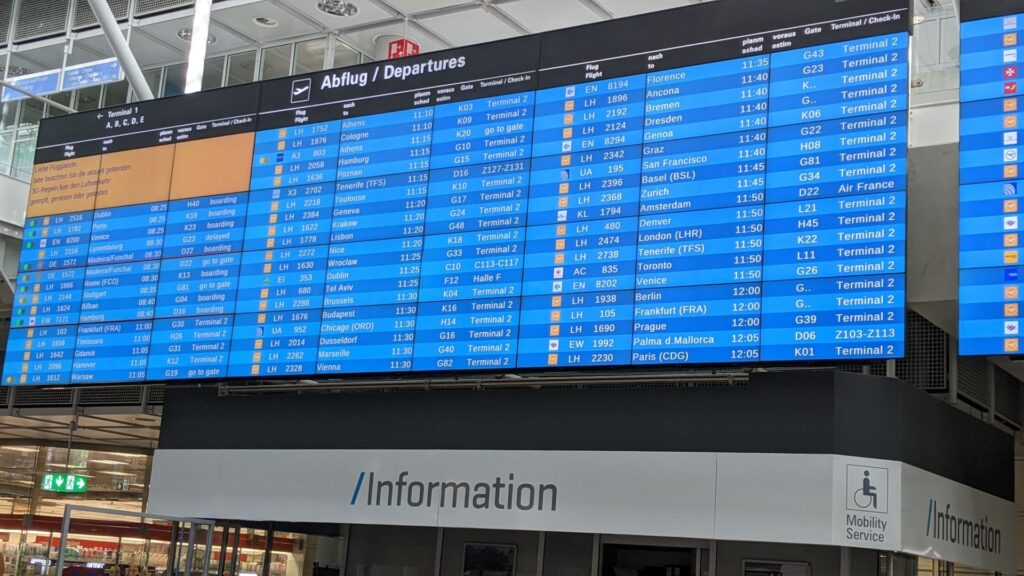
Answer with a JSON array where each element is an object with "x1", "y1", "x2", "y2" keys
[
  {"x1": 170, "y1": 132, "x2": 256, "y2": 200},
  {"x1": 26, "y1": 157, "x2": 102, "y2": 217},
  {"x1": 94, "y1": 145, "x2": 175, "y2": 209}
]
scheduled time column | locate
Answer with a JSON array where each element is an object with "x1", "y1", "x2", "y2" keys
[{"x1": 762, "y1": 32, "x2": 909, "y2": 361}]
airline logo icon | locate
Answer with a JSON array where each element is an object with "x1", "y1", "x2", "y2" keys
[
  {"x1": 1006, "y1": 321, "x2": 1020, "y2": 336},
  {"x1": 1007, "y1": 49, "x2": 1020, "y2": 63},
  {"x1": 1006, "y1": 338, "x2": 1020, "y2": 353},
  {"x1": 1005, "y1": 216, "x2": 1019, "y2": 230},
  {"x1": 1007, "y1": 16, "x2": 1019, "y2": 30},
  {"x1": 1006, "y1": 132, "x2": 1019, "y2": 146},
  {"x1": 1007, "y1": 33, "x2": 1019, "y2": 47},
  {"x1": 1006, "y1": 82, "x2": 1018, "y2": 95},
  {"x1": 1005, "y1": 148, "x2": 1019, "y2": 163}
]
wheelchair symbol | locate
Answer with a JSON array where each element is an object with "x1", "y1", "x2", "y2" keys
[{"x1": 853, "y1": 470, "x2": 878, "y2": 510}]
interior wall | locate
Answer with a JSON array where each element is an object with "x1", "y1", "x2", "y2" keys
[
  {"x1": 439, "y1": 528, "x2": 539, "y2": 576},
  {"x1": 713, "y1": 541, "x2": 839, "y2": 576}
]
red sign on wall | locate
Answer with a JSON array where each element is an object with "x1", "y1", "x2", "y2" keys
[{"x1": 387, "y1": 38, "x2": 420, "y2": 59}]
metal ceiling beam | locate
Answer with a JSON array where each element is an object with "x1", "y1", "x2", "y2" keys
[
  {"x1": 86, "y1": 0, "x2": 154, "y2": 99},
  {"x1": 577, "y1": 0, "x2": 613, "y2": 20}
]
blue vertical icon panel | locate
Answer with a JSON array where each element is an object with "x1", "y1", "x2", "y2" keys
[{"x1": 961, "y1": 9, "x2": 1024, "y2": 355}]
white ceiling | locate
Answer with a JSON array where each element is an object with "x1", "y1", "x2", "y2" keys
[{"x1": 5, "y1": 0, "x2": 722, "y2": 73}]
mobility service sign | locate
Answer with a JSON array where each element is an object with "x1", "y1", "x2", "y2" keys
[{"x1": 832, "y1": 457, "x2": 901, "y2": 549}]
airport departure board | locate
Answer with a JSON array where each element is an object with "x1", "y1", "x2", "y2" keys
[
  {"x1": 961, "y1": 0, "x2": 1024, "y2": 356},
  {"x1": 3, "y1": 0, "x2": 910, "y2": 385}
]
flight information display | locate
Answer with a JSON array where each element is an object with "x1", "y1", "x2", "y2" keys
[
  {"x1": 961, "y1": 0, "x2": 1024, "y2": 356},
  {"x1": 2, "y1": 0, "x2": 909, "y2": 385}
]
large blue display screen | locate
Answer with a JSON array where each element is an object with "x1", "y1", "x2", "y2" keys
[
  {"x1": 3, "y1": 0, "x2": 909, "y2": 385},
  {"x1": 961, "y1": 0, "x2": 1024, "y2": 356}
]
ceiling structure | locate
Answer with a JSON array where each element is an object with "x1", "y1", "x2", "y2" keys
[
  {"x1": 3, "y1": 0, "x2": 723, "y2": 75},
  {"x1": 0, "y1": 410, "x2": 160, "y2": 450}
]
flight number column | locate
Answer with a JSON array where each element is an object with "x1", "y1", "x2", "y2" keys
[
  {"x1": 632, "y1": 54, "x2": 770, "y2": 365},
  {"x1": 317, "y1": 107, "x2": 434, "y2": 374},
  {"x1": 414, "y1": 91, "x2": 536, "y2": 371},
  {"x1": 762, "y1": 33, "x2": 909, "y2": 361},
  {"x1": 229, "y1": 121, "x2": 340, "y2": 378},
  {"x1": 518, "y1": 74, "x2": 645, "y2": 368},
  {"x1": 4, "y1": 204, "x2": 94, "y2": 384}
]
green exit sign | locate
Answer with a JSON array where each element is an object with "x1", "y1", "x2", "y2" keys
[{"x1": 41, "y1": 473, "x2": 88, "y2": 493}]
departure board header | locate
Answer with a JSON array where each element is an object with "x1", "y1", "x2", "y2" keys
[
  {"x1": 35, "y1": 84, "x2": 260, "y2": 162},
  {"x1": 963, "y1": 0, "x2": 1024, "y2": 23},
  {"x1": 6, "y1": 0, "x2": 910, "y2": 386}
]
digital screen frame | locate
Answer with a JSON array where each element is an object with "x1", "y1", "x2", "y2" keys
[{"x1": 3, "y1": 0, "x2": 911, "y2": 386}]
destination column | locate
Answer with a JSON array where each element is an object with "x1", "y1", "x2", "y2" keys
[{"x1": 631, "y1": 44, "x2": 771, "y2": 365}]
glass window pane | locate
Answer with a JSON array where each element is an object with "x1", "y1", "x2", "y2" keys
[
  {"x1": 142, "y1": 68, "x2": 162, "y2": 99},
  {"x1": 104, "y1": 80, "x2": 129, "y2": 106},
  {"x1": 334, "y1": 40, "x2": 361, "y2": 68},
  {"x1": 294, "y1": 38, "x2": 326, "y2": 74},
  {"x1": 203, "y1": 56, "x2": 225, "y2": 90},
  {"x1": 0, "y1": 129, "x2": 15, "y2": 175},
  {"x1": 227, "y1": 51, "x2": 256, "y2": 86},
  {"x1": 164, "y1": 63, "x2": 186, "y2": 97},
  {"x1": 20, "y1": 99, "x2": 43, "y2": 126},
  {"x1": 45, "y1": 92, "x2": 72, "y2": 117},
  {"x1": 12, "y1": 130, "x2": 37, "y2": 178},
  {"x1": 76, "y1": 86, "x2": 102, "y2": 111},
  {"x1": 261, "y1": 44, "x2": 292, "y2": 80},
  {"x1": 0, "y1": 101, "x2": 16, "y2": 129},
  {"x1": 543, "y1": 533, "x2": 592, "y2": 576}
]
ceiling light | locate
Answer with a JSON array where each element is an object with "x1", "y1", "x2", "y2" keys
[
  {"x1": 252, "y1": 16, "x2": 279, "y2": 27},
  {"x1": 316, "y1": 0, "x2": 358, "y2": 17},
  {"x1": 88, "y1": 459, "x2": 127, "y2": 466},
  {"x1": 177, "y1": 27, "x2": 216, "y2": 44},
  {"x1": 1, "y1": 446, "x2": 38, "y2": 453}
]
